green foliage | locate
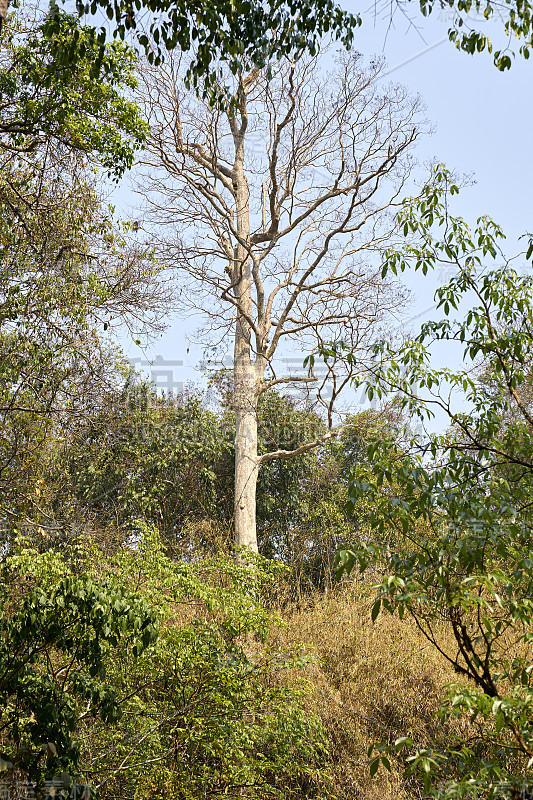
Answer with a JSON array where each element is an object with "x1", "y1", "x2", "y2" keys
[
  {"x1": 0, "y1": 530, "x2": 332, "y2": 797},
  {"x1": 421, "y1": 0, "x2": 533, "y2": 70},
  {"x1": 0, "y1": 542, "x2": 157, "y2": 784},
  {"x1": 336, "y1": 168, "x2": 533, "y2": 797},
  {"x1": 131, "y1": 625, "x2": 328, "y2": 800},
  {"x1": 66, "y1": 529, "x2": 333, "y2": 798},
  {"x1": 257, "y1": 393, "x2": 344, "y2": 577},
  {"x1": 0, "y1": 6, "x2": 166, "y2": 522},
  {"x1": 56, "y1": 378, "x2": 371, "y2": 591},
  {"x1": 54, "y1": 0, "x2": 360, "y2": 105},
  {"x1": 55, "y1": 384, "x2": 233, "y2": 553},
  {"x1": 1, "y1": 9, "x2": 147, "y2": 176},
  {"x1": 0, "y1": 151, "x2": 161, "y2": 526},
  {"x1": 42, "y1": 0, "x2": 533, "y2": 113},
  {"x1": 207, "y1": 371, "x2": 346, "y2": 570}
]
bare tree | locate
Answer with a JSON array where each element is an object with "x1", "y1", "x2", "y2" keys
[{"x1": 136, "y1": 51, "x2": 422, "y2": 552}]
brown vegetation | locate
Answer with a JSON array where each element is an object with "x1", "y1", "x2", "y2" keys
[{"x1": 272, "y1": 584, "x2": 460, "y2": 799}]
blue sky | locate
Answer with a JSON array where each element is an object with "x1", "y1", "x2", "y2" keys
[
  {"x1": 117, "y1": 7, "x2": 532, "y2": 414},
  {"x1": 346, "y1": 5, "x2": 532, "y2": 307}
]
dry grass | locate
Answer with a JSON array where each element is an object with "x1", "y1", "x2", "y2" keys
[{"x1": 271, "y1": 584, "x2": 461, "y2": 800}]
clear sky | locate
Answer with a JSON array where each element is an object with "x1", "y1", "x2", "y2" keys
[
  {"x1": 345, "y1": 4, "x2": 532, "y2": 310},
  {"x1": 117, "y1": 6, "x2": 532, "y2": 414}
]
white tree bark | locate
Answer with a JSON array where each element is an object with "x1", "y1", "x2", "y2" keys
[
  {"x1": 233, "y1": 358, "x2": 260, "y2": 552},
  {"x1": 137, "y1": 52, "x2": 423, "y2": 553},
  {"x1": 0, "y1": 0, "x2": 8, "y2": 34},
  {"x1": 230, "y1": 87, "x2": 262, "y2": 552}
]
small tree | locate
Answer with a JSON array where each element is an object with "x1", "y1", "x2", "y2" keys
[
  {"x1": 137, "y1": 51, "x2": 421, "y2": 551},
  {"x1": 337, "y1": 167, "x2": 533, "y2": 797},
  {"x1": 0, "y1": 543, "x2": 158, "y2": 784}
]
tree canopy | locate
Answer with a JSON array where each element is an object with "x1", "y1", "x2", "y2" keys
[
  {"x1": 0, "y1": 9, "x2": 148, "y2": 176},
  {"x1": 28, "y1": 0, "x2": 533, "y2": 108}
]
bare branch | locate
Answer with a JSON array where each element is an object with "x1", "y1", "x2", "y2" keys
[{"x1": 258, "y1": 427, "x2": 343, "y2": 464}]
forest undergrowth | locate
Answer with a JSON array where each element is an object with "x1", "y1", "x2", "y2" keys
[{"x1": 269, "y1": 578, "x2": 461, "y2": 800}]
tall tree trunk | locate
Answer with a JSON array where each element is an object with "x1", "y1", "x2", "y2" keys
[
  {"x1": 230, "y1": 91, "x2": 260, "y2": 553},
  {"x1": 0, "y1": 0, "x2": 8, "y2": 34},
  {"x1": 234, "y1": 352, "x2": 259, "y2": 552}
]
